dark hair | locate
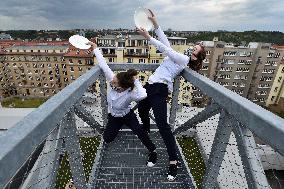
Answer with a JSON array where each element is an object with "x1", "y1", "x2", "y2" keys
[
  {"x1": 188, "y1": 46, "x2": 206, "y2": 71},
  {"x1": 116, "y1": 69, "x2": 138, "y2": 90}
]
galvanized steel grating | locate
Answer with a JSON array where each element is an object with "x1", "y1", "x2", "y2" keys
[{"x1": 91, "y1": 131, "x2": 195, "y2": 189}]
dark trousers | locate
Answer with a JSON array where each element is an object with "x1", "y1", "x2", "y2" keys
[
  {"x1": 103, "y1": 109, "x2": 156, "y2": 152},
  {"x1": 138, "y1": 83, "x2": 178, "y2": 161}
]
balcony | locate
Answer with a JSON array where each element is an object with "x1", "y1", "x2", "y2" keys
[
  {"x1": 0, "y1": 64, "x2": 284, "y2": 189},
  {"x1": 124, "y1": 52, "x2": 148, "y2": 58}
]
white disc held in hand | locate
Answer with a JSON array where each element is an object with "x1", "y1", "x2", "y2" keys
[
  {"x1": 69, "y1": 35, "x2": 91, "y2": 49},
  {"x1": 134, "y1": 7, "x2": 153, "y2": 31}
]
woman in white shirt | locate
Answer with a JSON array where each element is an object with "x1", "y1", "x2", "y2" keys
[
  {"x1": 88, "y1": 40, "x2": 157, "y2": 167},
  {"x1": 137, "y1": 10, "x2": 206, "y2": 181}
]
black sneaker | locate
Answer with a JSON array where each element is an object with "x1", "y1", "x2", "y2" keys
[
  {"x1": 167, "y1": 163, "x2": 178, "y2": 181},
  {"x1": 146, "y1": 151, "x2": 157, "y2": 167}
]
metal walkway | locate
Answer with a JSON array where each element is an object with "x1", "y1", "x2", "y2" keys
[
  {"x1": 90, "y1": 131, "x2": 195, "y2": 189},
  {"x1": 1, "y1": 64, "x2": 284, "y2": 189}
]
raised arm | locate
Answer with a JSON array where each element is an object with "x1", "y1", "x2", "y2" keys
[
  {"x1": 93, "y1": 48, "x2": 115, "y2": 82},
  {"x1": 149, "y1": 35, "x2": 188, "y2": 66},
  {"x1": 154, "y1": 26, "x2": 171, "y2": 48},
  {"x1": 148, "y1": 9, "x2": 171, "y2": 47}
]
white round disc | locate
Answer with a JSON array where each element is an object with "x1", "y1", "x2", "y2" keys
[
  {"x1": 69, "y1": 35, "x2": 91, "y2": 49},
  {"x1": 134, "y1": 7, "x2": 153, "y2": 31}
]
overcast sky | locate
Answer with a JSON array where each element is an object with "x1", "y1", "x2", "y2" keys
[{"x1": 0, "y1": 0, "x2": 283, "y2": 31}]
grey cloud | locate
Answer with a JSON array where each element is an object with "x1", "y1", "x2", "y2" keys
[{"x1": 0, "y1": 0, "x2": 283, "y2": 31}]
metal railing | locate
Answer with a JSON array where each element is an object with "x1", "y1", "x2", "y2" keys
[{"x1": 0, "y1": 63, "x2": 284, "y2": 189}]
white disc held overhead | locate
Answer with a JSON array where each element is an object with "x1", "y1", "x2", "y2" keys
[
  {"x1": 134, "y1": 7, "x2": 153, "y2": 31},
  {"x1": 69, "y1": 35, "x2": 91, "y2": 49}
]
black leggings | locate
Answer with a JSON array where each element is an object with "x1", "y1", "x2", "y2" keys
[
  {"x1": 138, "y1": 83, "x2": 178, "y2": 161},
  {"x1": 103, "y1": 110, "x2": 156, "y2": 152}
]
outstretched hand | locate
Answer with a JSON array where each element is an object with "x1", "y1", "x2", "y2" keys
[
  {"x1": 137, "y1": 27, "x2": 151, "y2": 40},
  {"x1": 86, "y1": 40, "x2": 97, "y2": 48},
  {"x1": 148, "y1": 9, "x2": 158, "y2": 29}
]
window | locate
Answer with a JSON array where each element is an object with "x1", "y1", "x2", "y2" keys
[
  {"x1": 278, "y1": 77, "x2": 282, "y2": 83},
  {"x1": 274, "y1": 87, "x2": 278, "y2": 92},
  {"x1": 202, "y1": 66, "x2": 208, "y2": 70},
  {"x1": 70, "y1": 67, "x2": 74, "y2": 72},
  {"x1": 139, "y1": 59, "x2": 145, "y2": 63},
  {"x1": 271, "y1": 96, "x2": 275, "y2": 101},
  {"x1": 127, "y1": 58, "x2": 133, "y2": 63},
  {"x1": 69, "y1": 59, "x2": 73, "y2": 64},
  {"x1": 86, "y1": 59, "x2": 94, "y2": 65},
  {"x1": 108, "y1": 58, "x2": 114, "y2": 63},
  {"x1": 151, "y1": 60, "x2": 159, "y2": 63}
]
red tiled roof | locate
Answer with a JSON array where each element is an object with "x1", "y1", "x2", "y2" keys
[
  {"x1": 64, "y1": 45, "x2": 94, "y2": 58},
  {"x1": 0, "y1": 40, "x2": 69, "y2": 47},
  {"x1": 272, "y1": 45, "x2": 284, "y2": 50}
]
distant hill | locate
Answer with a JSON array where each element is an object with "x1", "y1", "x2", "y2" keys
[
  {"x1": 180, "y1": 31, "x2": 284, "y2": 45},
  {"x1": 1, "y1": 30, "x2": 283, "y2": 45}
]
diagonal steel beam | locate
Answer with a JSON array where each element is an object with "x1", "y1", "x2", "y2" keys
[
  {"x1": 173, "y1": 103, "x2": 221, "y2": 135},
  {"x1": 61, "y1": 109, "x2": 87, "y2": 189},
  {"x1": 201, "y1": 110, "x2": 233, "y2": 189},
  {"x1": 182, "y1": 68, "x2": 284, "y2": 156},
  {"x1": 87, "y1": 138, "x2": 105, "y2": 189},
  {"x1": 232, "y1": 122, "x2": 271, "y2": 189},
  {"x1": 169, "y1": 76, "x2": 181, "y2": 129},
  {"x1": 99, "y1": 74, "x2": 108, "y2": 128},
  {"x1": 74, "y1": 104, "x2": 103, "y2": 134},
  {"x1": 20, "y1": 125, "x2": 63, "y2": 189}
]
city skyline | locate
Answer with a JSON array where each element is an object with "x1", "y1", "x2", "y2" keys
[{"x1": 0, "y1": 0, "x2": 283, "y2": 32}]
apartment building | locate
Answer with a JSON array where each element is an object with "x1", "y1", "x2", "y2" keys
[
  {"x1": 0, "y1": 42, "x2": 70, "y2": 97},
  {"x1": 266, "y1": 46, "x2": 284, "y2": 109},
  {"x1": 193, "y1": 41, "x2": 284, "y2": 107}
]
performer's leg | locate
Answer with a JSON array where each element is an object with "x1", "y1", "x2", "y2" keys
[
  {"x1": 149, "y1": 94, "x2": 178, "y2": 162},
  {"x1": 138, "y1": 97, "x2": 152, "y2": 133},
  {"x1": 103, "y1": 114, "x2": 124, "y2": 143},
  {"x1": 125, "y1": 110, "x2": 156, "y2": 152},
  {"x1": 124, "y1": 110, "x2": 157, "y2": 167}
]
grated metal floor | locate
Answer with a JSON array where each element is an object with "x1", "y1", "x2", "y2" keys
[{"x1": 91, "y1": 131, "x2": 195, "y2": 189}]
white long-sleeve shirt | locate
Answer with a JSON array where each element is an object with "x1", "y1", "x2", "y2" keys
[
  {"x1": 148, "y1": 27, "x2": 189, "y2": 92},
  {"x1": 93, "y1": 48, "x2": 147, "y2": 117}
]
